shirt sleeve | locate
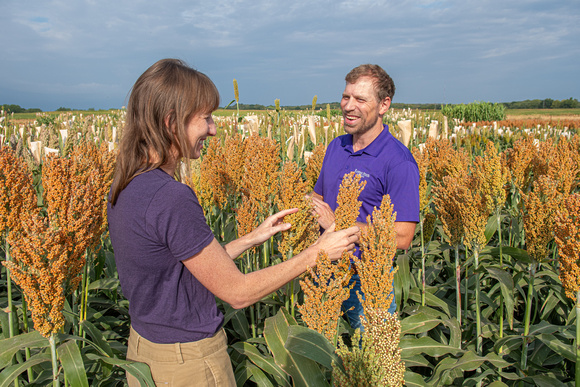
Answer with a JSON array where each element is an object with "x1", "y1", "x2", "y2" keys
[
  {"x1": 386, "y1": 160, "x2": 420, "y2": 223},
  {"x1": 146, "y1": 182, "x2": 215, "y2": 262}
]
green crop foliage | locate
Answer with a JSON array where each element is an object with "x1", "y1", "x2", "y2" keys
[{"x1": 442, "y1": 101, "x2": 506, "y2": 122}]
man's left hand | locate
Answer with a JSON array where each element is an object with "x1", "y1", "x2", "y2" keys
[{"x1": 311, "y1": 196, "x2": 335, "y2": 230}]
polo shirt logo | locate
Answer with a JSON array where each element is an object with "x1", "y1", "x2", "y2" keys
[{"x1": 354, "y1": 169, "x2": 370, "y2": 179}]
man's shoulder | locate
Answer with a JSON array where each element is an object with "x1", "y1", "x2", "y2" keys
[
  {"x1": 377, "y1": 130, "x2": 416, "y2": 163},
  {"x1": 328, "y1": 133, "x2": 351, "y2": 147}
]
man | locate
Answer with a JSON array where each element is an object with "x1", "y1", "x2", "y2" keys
[{"x1": 311, "y1": 64, "x2": 420, "y2": 329}]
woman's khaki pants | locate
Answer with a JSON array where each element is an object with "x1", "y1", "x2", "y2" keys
[{"x1": 126, "y1": 326, "x2": 236, "y2": 386}]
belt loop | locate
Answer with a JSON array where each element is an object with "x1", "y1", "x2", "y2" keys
[
  {"x1": 175, "y1": 342, "x2": 184, "y2": 364},
  {"x1": 133, "y1": 327, "x2": 141, "y2": 355}
]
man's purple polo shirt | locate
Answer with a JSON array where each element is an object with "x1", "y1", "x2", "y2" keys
[{"x1": 314, "y1": 124, "x2": 420, "y2": 256}]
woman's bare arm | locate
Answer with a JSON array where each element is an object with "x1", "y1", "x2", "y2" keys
[{"x1": 182, "y1": 225, "x2": 359, "y2": 309}]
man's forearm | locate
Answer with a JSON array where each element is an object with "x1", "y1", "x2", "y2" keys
[{"x1": 357, "y1": 220, "x2": 416, "y2": 250}]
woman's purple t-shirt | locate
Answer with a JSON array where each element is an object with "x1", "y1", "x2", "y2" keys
[{"x1": 107, "y1": 168, "x2": 223, "y2": 344}]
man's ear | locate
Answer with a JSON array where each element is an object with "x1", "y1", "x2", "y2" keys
[{"x1": 379, "y1": 97, "x2": 391, "y2": 115}]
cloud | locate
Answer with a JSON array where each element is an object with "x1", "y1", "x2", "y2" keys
[{"x1": 0, "y1": 0, "x2": 578, "y2": 110}]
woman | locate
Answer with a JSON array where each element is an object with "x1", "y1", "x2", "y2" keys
[{"x1": 107, "y1": 58, "x2": 359, "y2": 386}]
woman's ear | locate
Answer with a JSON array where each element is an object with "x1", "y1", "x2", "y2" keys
[{"x1": 164, "y1": 111, "x2": 176, "y2": 133}]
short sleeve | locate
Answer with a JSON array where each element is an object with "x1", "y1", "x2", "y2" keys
[
  {"x1": 146, "y1": 182, "x2": 215, "y2": 261},
  {"x1": 386, "y1": 160, "x2": 420, "y2": 223},
  {"x1": 313, "y1": 159, "x2": 326, "y2": 196}
]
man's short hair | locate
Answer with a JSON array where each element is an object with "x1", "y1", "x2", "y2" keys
[{"x1": 345, "y1": 64, "x2": 395, "y2": 102}]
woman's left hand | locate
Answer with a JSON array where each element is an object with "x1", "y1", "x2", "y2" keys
[{"x1": 248, "y1": 208, "x2": 298, "y2": 247}]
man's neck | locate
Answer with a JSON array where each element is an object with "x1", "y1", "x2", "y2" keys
[{"x1": 352, "y1": 122, "x2": 384, "y2": 152}]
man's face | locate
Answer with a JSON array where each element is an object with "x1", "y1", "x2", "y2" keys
[{"x1": 340, "y1": 76, "x2": 390, "y2": 137}]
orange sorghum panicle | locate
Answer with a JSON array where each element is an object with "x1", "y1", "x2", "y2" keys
[
  {"x1": 223, "y1": 132, "x2": 246, "y2": 197},
  {"x1": 277, "y1": 161, "x2": 317, "y2": 257},
  {"x1": 555, "y1": 193, "x2": 580, "y2": 300},
  {"x1": 298, "y1": 250, "x2": 352, "y2": 342},
  {"x1": 4, "y1": 214, "x2": 74, "y2": 337},
  {"x1": 236, "y1": 195, "x2": 259, "y2": 255},
  {"x1": 411, "y1": 146, "x2": 429, "y2": 213},
  {"x1": 335, "y1": 171, "x2": 366, "y2": 231},
  {"x1": 278, "y1": 197, "x2": 319, "y2": 258},
  {"x1": 186, "y1": 158, "x2": 203, "y2": 199},
  {"x1": 278, "y1": 161, "x2": 309, "y2": 210},
  {"x1": 545, "y1": 137, "x2": 579, "y2": 195},
  {"x1": 432, "y1": 176, "x2": 465, "y2": 247},
  {"x1": 433, "y1": 169, "x2": 488, "y2": 253},
  {"x1": 0, "y1": 148, "x2": 36, "y2": 235},
  {"x1": 333, "y1": 171, "x2": 366, "y2": 285},
  {"x1": 570, "y1": 135, "x2": 580, "y2": 180},
  {"x1": 522, "y1": 175, "x2": 564, "y2": 262},
  {"x1": 423, "y1": 137, "x2": 469, "y2": 182},
  {"x1": 305, "y1": 143, "x2": 326, "y2": 191},
  {"x1": 471, "y1": 141, "x2": 509, "y2": 214},
  {"x1": 460, "y1": 174, "x2": 489, "y2": 252},
  {"x1": 42, "y1": 147, "x2": 102, "y2": 260},
  {"x1": 241, "y1": 135, "x2": 281, "y2": 214},
  {"x1": 531, "y1": 138, "x2": 553, "y2": 179},
  {"x1": 95, "y1": 142, "x2": 117, "y2": 237},
  {"x1": 356, "y1": 195, "x2": 398, "y2": 313},
  {"x1": 66, "y1": 141, "x2": 116, "y2": 246},
  {"x1": 199, "y1": 137, "x2": 228, "y2": 209},
  {"x1": 504, "y1": 136, "x2": 536, "y2": 193}
]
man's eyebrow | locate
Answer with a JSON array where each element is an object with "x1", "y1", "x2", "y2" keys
[{"x1": 342, "y1": 92, "x2": 365, "y2": 99}]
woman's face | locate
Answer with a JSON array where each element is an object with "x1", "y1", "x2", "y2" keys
[{"x1": 184, "y1": 111, "x2": 217, "y2": 159}]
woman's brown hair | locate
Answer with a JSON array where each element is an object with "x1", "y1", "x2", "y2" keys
[{"x1": 109, "y1": 58, "x2": 220, "y2": 205}]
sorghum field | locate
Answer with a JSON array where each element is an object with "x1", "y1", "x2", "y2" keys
[{"x1": 1, "y1": 105, "x2": 580, "y2": 386}]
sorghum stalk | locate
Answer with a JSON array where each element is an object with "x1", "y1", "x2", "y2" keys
[
  {"x1": 5, "y1": 239, "x2": 20, "y2": 387},
  {"x1": 521, "y1": 262, "x2": 536, "y2": 372},
  {"x1": 21, "y1": 296, "x2": 34, "y2": 382},
  {"x1": 455, "y1": 245, "x2": 461, "y2": 328},
  {"x1": 262, "y1": 235, "x2": 269, "y2": 270},
  {"x1": 233, "y1": 79, "x2": 240, "y2": 127},
  {"x1": 576, "y1": 290, "x2": 580, "y2": 386},
  {"x1": 250, "y1": 304, "x2": 256, "y2": 339},
  {"x1": 5, "y1": 238, "x2": 15, "y2": 338},
  {"x1": 49, "y1": 333, "x2": 59, "y2": 387},
  {"x1": 284, "y1": 249, "x2": 293, "y2": 312},
  {"x1": 464, "y1": 267, "x2": 468, "y2": 329},
  {"x1": 220, "y1": 211, "x2": 226, "y2": 241},
  {"x1": 474, "y1": 248, "x2": 482, "y2": 356},
  {"x1": 497, "y1": 209, "x2": 505, "y2": 352},
  {"x1": 290, "y1": 279, "x2": 296, "y2": 318},
  {"x1": 78, "y1": 249, "x2": 91, "y2": 344},
  {"x1": 420, "y1": 214, "x2": 426, "y2": 306}
]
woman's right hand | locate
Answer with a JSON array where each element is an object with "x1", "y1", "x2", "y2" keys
[{"x1": 312, "y1": 224, "x2": 359, "y2": 261}]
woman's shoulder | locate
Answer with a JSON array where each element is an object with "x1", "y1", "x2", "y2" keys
[
  {"x1": 149, "y1": 171, "x2": 195, "y2": 201},
  {"x1": 120, "y1": 169, "x2": 196, "y2": 210}
]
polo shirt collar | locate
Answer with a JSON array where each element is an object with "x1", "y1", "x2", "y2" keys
[{"x1": 340, "y1": 124, "x2": 390, "y2": 157}]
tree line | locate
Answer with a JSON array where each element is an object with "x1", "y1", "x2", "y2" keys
[
  {"x1": 2, "y1": 97, "x2": 578, "y2": 114},
  {"x1": 222, "y1": 97, "x2": 579, "y2": 111}
]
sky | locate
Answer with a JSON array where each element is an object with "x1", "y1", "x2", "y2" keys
[{"x1": 1, "y1": 0, "x2": 578, "y2": 112}]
